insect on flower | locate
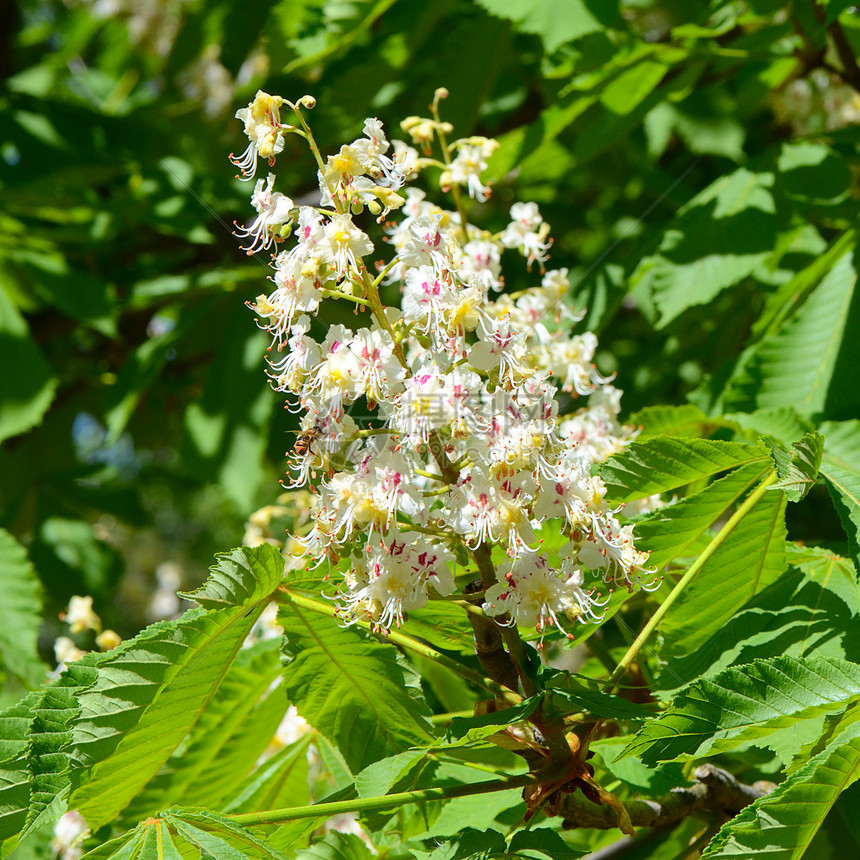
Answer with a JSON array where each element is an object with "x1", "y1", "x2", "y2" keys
[{"x1": 292, "y1": 422, "x2": 323, "y2": 458}]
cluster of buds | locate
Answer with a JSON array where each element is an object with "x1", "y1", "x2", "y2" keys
[{"x1": 230, "y1": 89, "x2": 655, "y2": 642}]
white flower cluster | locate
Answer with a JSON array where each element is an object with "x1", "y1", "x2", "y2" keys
[{"x1": 231, "y1": 91, "x2": 655, "y2": 641}]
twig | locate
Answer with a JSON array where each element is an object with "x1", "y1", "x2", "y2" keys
[{"x1": 562, "y1": 764, "x2": 772, "y2": 831}]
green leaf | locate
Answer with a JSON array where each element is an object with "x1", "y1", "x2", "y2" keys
[
  {"x1": 443, "y1": 698, "x2": 542, "y2": 746},
  {"x1": 0, "y1": 691, "x2": 41, "y2": 840},
  {"x1": 25, "y1": 659, "x2": 100, "y2": 836},
  {"x1": 67, "y1": 602, "x2": 273, "y2": 828},
  {"x1": 0, "y1": 285, "x2": 57, "y2": 444},
  {"x1": 0, "y1": 529, "x2": 45, "y2": 690},
  {"x1": 596, "y1": 437, "x2": 766, "y2": 502},
  {"x1": 293, "y1": 830, "x2": 374, "y2": 860},
  {"x1": 473, "y1": 0, "x2": 616, "y2": 52},
  {"x1": 278, "y1": 599, "x2": 433, "y2": 774},
  {"x1": 79, "y1": 828, "x2": 146, "y2": 860},
  {"x1": 764, "y1": 431, "x2": 824, "y2": 502},
  {"x1": 701, "y1": 720, "x2": 860, "y2": 858},
  {"x1": 591, "y1": 736, "x2": 686, "y2": 796},
  {"x1": 632, "y1": 169, "x2": 778, "y2": 327},
  {"x1": 660, "y1": 486, "x2": 787, "y2": 657},
  {"x1": 508, "y1": 827, "x2": 586, "y2": 859},
  {"x1": 624, "y1": 656, "x2": 860, "y2": 767},
  {"x1": 545, "y1": 679, "x2": 653, "y2": 722},
  {"x1": 628, "y1": 404, "x2": 719, "y2": 439},
  {"x1": 223, "y1": 737, "x2": 311, "y2": 815},
  {"x1": 179, "y1": 543, "x2": 285, "y2": 609},
  {"x1": 121, "y1": 639, "x2": 286, "y2": 820},
  {"x1": 720, "y1": 248, "x2": 860, "y2": 416},
  {"x1": 777, "y1": 141, "x2": 852, "y2": 206},
  {"x1": 635, "y1": 461, "x2": 768, "y2": 569},
  {"x1": 354, "y1": 749, "x2": 432, "y2": 799},
  {"x1": 657, "y1": 546, "x2": 860, "y2": 693},
  {"x1": 820, "y1": 420, "x2": 860, "y2": 570},
  {"x1": 723, "y1": 408, "x2": 813, "y2": 445},
  {"x1": 163, "y1": 808, "x2": 289, "y2": 860}
]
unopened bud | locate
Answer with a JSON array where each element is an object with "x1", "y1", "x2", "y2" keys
[{"x1": 96, "y1": 629, "x2": 122, "y2": 651}]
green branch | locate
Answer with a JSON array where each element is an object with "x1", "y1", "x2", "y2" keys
[{"x1": 230, "y1": 773, "x2": 538, "y2": 826}]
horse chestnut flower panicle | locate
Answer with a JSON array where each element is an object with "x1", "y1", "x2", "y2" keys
[{"x1": 231, "y1": 92, "x2": 655, "y2": 636}]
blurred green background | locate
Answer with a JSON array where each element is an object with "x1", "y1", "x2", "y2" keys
[{"x1": 2, "y1": 0, "x2": 858, "y2": 653}]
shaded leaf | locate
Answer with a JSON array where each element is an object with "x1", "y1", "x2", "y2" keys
[
  {"x1": 0, "y1": 529, "x2": 45, "y2": 690},
  {"x1": 632, "y1": 168, "x2": 778, "y2": 327},
  {"x1": 0, "y1": 286, "x2": 56, "y2": 444},
  {"x1": 820, "y1": 420, "x2": 860, "y2": 570}
]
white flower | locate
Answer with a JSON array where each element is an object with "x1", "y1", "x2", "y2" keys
[
  {"x1": 400, "y1": 213, "x2": 452, "y2": 275},
  {"x1": 483, "y1": 549, "x2": 604, "y2": 641},
  {"x1": 324, "y1": 214, "x2": 374, "y2": 278},
  {"x1": 446, "y1": 138, "x2": 498, "y2": 201},
  {"x1": 235, "y1": 174, "x2": 295, "y2": 254},
  {"x1": 337, "y1": 531, "x2": 454, "y2": 628},
  {"x1": 52, "y1": 811, "x2": 90, "y2": 860},
  {"x1": 231, "y1": 91, "x2": 286, "y2": 180},
  {"x1": 500, "y1": 202, "x2": 552, "y2": 268},
  {"x1": 63, "y1": 595, "x2": 101, "y2": 634}
]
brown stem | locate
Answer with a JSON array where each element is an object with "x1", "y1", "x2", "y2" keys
[
  {"x1": 464, "y1": 580, "x2": 520, "y2": 692},
  {"x1": 561, "y1": 764, "x2": 774, "y2": 831}
]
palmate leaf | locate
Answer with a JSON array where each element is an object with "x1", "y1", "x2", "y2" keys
[
  {"x1": 623, "y1": 656, "x2": 860, "y2": 767},
  {"x1": 660, "y1": 486, "x2": 787, "y2": 657},
  {"x1": 277, "y1": 597, "x2": 434, "y2": 774},
  {"x1": 0, "y1": 529, "x2": 46, "y2": 690},
  {"x1": 223, "y1": 737, "x2": 311, "y2": 815},
  {"x1": 20, "y1": 545, "x2": 285, "y2": 833},
  {"x1": 701, "y1": 720, "x2": 860, "y2": 859},
  {"x1": 635, "y1": 461, "x2": 767, "y2": 569},
  {"x1": 120, "y1": 639, "x2": 286, "y2": 821},
  {"x1": 819, "y1": 420, "x2": 860, "y2": 570},
  {"x1": 656, "y1": 546, "x2": 860, "y2": 693},
  {"x1": 720, "y1": 247, "x2": 860, "y2": 416},
  {"x1": 67, "y1": 606, "x2": 270, "y2": 829},
  {"x1": 596, "y1": 437, "x2": 767, "y2": 502},
  {"x1": 164, "y1": 808, "x2": 289, "y2": 860},
  {"x1": 80, "y1": 810, "x2": 288, "y2": 860}
]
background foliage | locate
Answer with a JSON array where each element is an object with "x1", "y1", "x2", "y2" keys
[{"x1": 1, "y1": 0, "x2": 860, "y2": 858}]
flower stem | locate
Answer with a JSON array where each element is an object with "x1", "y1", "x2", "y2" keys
[
  {"x1": 605, "y1": 470, "x2": 778, "y2": 692},
  {"x1": 230, "y1": 773, "x2": 539, "y2": 826}
]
